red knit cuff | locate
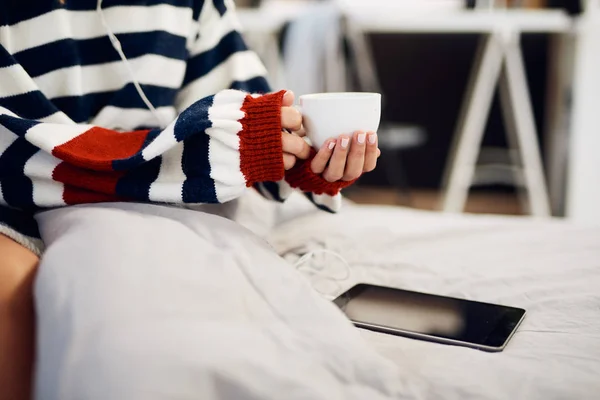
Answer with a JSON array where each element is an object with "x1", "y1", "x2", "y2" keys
[
  {"x1": 284, "y1": 149, "x2": 357, "y2": 196},
  {"x1": 239, "y1": 90, "x2": 286, "y2": 186}
]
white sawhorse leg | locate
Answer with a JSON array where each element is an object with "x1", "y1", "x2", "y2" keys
[
  {"x1": 500, "y1": 32, "x2": 551, "y2": 216},
  {"x1": 441, "y1": 31, "x2": 551, "y2": 217},
  {"x1": 440, "y1": 34, "x2": 504, "y2": 213}
]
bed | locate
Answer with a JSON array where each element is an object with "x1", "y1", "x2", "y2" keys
[
  {"x1": 269, "y1": 198, "x2": 600, "y2": 399},
  {"x1": 32, "y1": 193, "x2": 600, "y2": 399}
]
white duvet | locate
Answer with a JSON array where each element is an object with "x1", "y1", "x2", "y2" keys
[
  {"x1": 270, "y1": 203, "x2": 600, "y2": 399},
  {"x1": 34, "y1": 203, "x2": 413, "y2": 400},
  {"x1": 33, "y1": 199, "x2": 600, "y2": 399}
]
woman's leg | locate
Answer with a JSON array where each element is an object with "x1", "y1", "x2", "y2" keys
[{"x1": 0, "y1": 234, "x2": 39, "y2": 400}]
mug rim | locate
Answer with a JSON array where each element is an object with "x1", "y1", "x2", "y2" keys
[{"x1": 299, "y1": 92, "x2": 381, "y2": 101}]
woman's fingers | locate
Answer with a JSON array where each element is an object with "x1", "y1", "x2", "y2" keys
[
  {"x1": 363, "y1": 131, "x2": 378, "y2": 172},
  {"x1": 282, "y1": 90, "x2": 294, "y2": 107},
  {"x1": 342, "y1": 131, "x2": 366, "y2": 181},
  {"x1": 281, "y1": 106, "x2": 302, "y2": 132},
  {"x1": 283, "y1": 153, "x2": 296, "y2": 170},
  {"x1": 322, "y1": 135, "x2": 350, "y2": 182},
  {"x1": 294, "y1": 125, "x2": 306, "y2": 137},
  {"x1": 311, "y1": 140, "x2": 336, "y2": 174},
  {"x1": 281, "y1": 91, "x2": 306, "y2": 136},
  {"x1": 281, "y1": 132, "x2": 311, "y2": 160}
]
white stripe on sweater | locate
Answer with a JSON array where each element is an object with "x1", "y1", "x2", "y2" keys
[
  {"x1": 0, "y1": 64, "x2": 39, "y2": 98},
  {"x1": 190, "y1": 0, "x2": 242, "y2": 56},
  {"x1": 207, "y1": 89, "x2": 246, "y2": 203},
  {"x1": 148, "y1": 142, "x2": 185, "y2": 203},
  {"x1": 145, "y1": 120, "x2": 182, "y2": 202},
  {"x1": 310, "y1": 193, "x2": 342, "y2": 212},
  {"x1": 141, "y1": 119, "x2": 177, "y2": 161},
  {"x1": 0, "y1": 124, "x2": 19, "y2": 154},
  {"x1": 34, "y1": 54, "x2": 186, "y2": 100},
  {"x1": 274, "y1": 180, "x2": 294, "y2": 201},
  {"x1": 0, "y1": 106, "x2": 19, "y2": 118},
  {"x1": 24, "y1": 151, "x2": 65, "y2": 207},
  {"x1": 91, "y1": 106, "x2": 177, "y2": 131},
  {"x1": 176, "y1": 50, "x2": 266, "y2": 110},
  {"x1": 25, "y1": 122, "x2": 93, "y2": 152},
  {"x1": 0, "y1": 5, "x2": 192, "y2": 54},
  {"x1": 31, "y1": 180, "x2": 66, "y2": 207},
  {"x1": 23, "y1": 151, "x2": 61, "y2": 180},
  {"x1": 39, "y1": 111, "x2": 76, "y2": 125}
]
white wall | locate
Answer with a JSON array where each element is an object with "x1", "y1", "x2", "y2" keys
[{"x1": 566, "y1": 11, "x2": 600, "y2": 223}]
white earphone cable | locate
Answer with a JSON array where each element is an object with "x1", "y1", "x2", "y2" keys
[
  {"x1": 293, "y1": 249, "x2": 351, "y2": 299},
  {"x1": 96, "y1": 0, "x2": 165, "y2": 128}
]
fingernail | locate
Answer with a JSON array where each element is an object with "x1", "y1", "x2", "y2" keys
[
  {"x1": 341, "y1": 137, "x2": 350, "y2": 148},
  {"x1": 368, "y1": 133, "x2": 377, "y2": 144},
  {"x1": 328, "y1": 141, "x2": 336, "y2": 150},
  {"x1": 357, "y1": 132, "x2": 366, "y2": 144}
]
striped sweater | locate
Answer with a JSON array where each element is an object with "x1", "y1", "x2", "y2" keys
[{"x1": 0, "y1": 0, "x2": 349, "y2": 256}]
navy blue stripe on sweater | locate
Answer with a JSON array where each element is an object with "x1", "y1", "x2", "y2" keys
[
  {"x1": 261, "y1": 181, "x2": 285, "y2": 202},
  {"x1": 14, "y1": 31, "x2": 188, "y2": 78},
  {"x1": 303, "y1": 192, "x2": 335, "y2": 213},
  {"x1": 0, "y1": 56, "x2": 15, "y2": 68},
  {"x1": 115, "y1": 154, "x2": 162, "y2": 201},
  {"x1": 230, "y1": 77, "x2": 270, "y2": 95},
  {"x1": 112, "y1": 129, "x2": 161, "y2": 171},
  {"x1": 212, "y1": 0, "x2": 227, "y2": 16},
  {"x1": 180, "y1": 96, "x2": 217, "y2": 203},
  {"x1": 0, "y1": 91, "x2": 61, "y2": 121},
  {"x1": 51, "y1": 84, "x2": 178, "y2": 123},
  {"x1": 183, "y1": 30, "x2": 247, "y2": 86},
  {"x1": 0, "y1": 139, "x2": 38, "y2": 180},
  {"x1": 0, "y1": 115, "x2": 40, "y2": 138},
  {"x1": 192, "y1": 0, "x2": 204, "y2": 20},
  {"x1": 173, "y1": 96, "x2": 214, "y2": 142},
  {"x1": 0, "y1": 204, "x2": 40, "y2": 239},
  {"x1": 181, "y1": 156, "x2": 219, "y2": 204},
  {"x1": 0, "y1": 0, "x2": 194, "y2": 27},
  {"x1": 0, "y1": 45, "x2": 16, "y2": 68},
  {"x1": 0, "y1": 141, "x2": 38, "y2": 208}
]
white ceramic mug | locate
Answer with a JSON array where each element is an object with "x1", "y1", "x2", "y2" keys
[{"x1": 298, "y1": 92, "x2": 381, "y2": 149}]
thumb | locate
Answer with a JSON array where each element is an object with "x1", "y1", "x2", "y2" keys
[{"x1": 282, "y1": 90, "x2": 294, "y2": 107}]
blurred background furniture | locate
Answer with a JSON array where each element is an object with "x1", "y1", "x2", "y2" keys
[
  {"x1": 237, "y1": 0, "x2": 600, "y2": 221},
  {"x1": 339, "y1": 2, "x2": 571, "y2": 217}
]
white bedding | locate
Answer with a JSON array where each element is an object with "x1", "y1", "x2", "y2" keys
[
  {"x1": 32, "y1": 199, "x2": 600, "y2": 399},
  {"x1": 33, "y1": 203, "x2": 413, "y2": 400},
  {"x1": 269, "y1": 204, "x2": 600, "y2": 399}
]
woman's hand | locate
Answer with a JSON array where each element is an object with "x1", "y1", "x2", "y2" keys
[
  {"x1": 279, "y1": 90, "x2": 381, "y2": 180},
  {"x1": 280, "y1": 91, "x2": 310, "y2": 170},
  {"x1": 310, "y1": 132, "x2": 381, "y2": 182}
]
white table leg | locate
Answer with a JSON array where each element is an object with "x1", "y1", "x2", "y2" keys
[
  {"x1": 498, "y1": 55, "x2": 530, "y2": 214},
  {"x1": 501, "y1": 34, "x2": 551, "y2": 217},
  {"x1": 544, "y1": 32, "x2": 574, "y2": 216},
  {"x1": 440, "y1": 34, "x2": 504, "y2": 213}
]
